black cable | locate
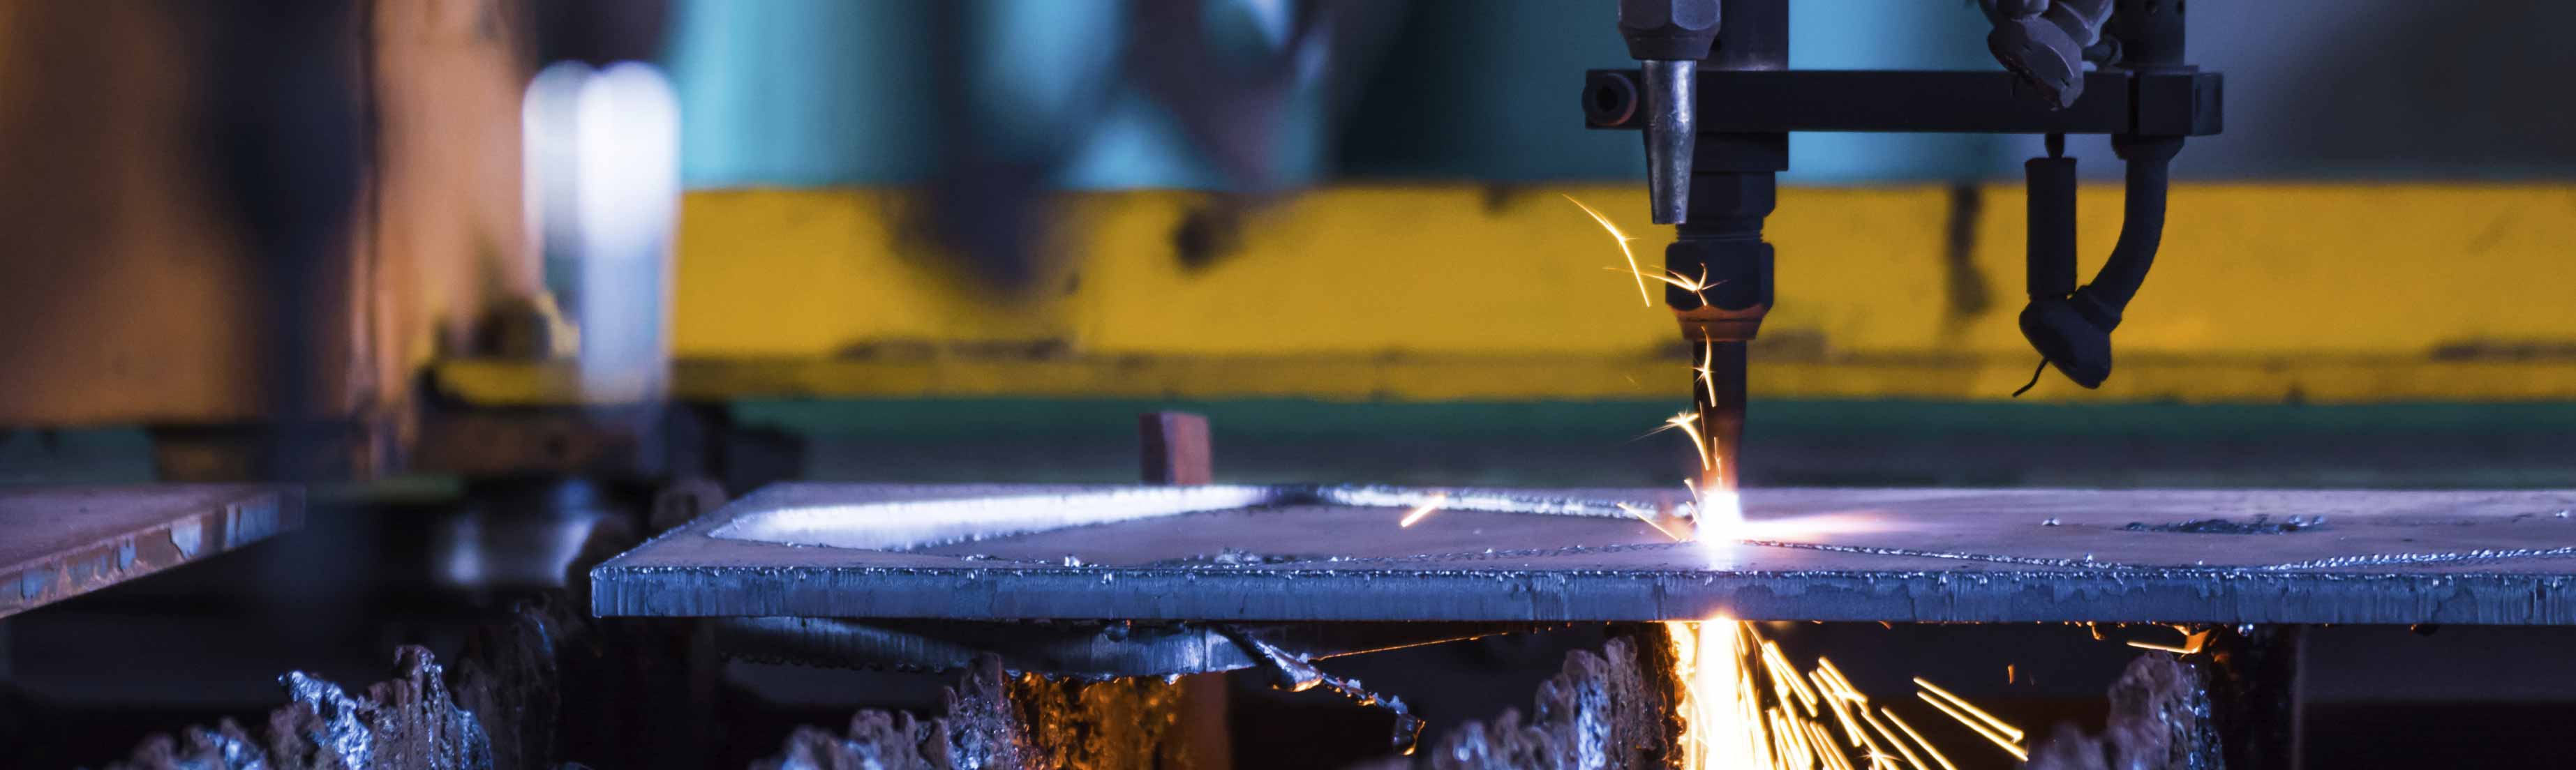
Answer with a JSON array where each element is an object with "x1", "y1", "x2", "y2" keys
[
  {"x1": 2077, "y1": 135, "x2": 2184, "y2": 322},
  {"x1": 2011, "y1": 357, "x2": 2049, "y2": 398}
]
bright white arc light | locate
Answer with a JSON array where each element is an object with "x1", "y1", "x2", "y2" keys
[{"x1": 1690, "y1": 484, "x2": 1745, "y2": 569}]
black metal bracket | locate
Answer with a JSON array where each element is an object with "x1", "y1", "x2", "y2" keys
[{"x1": 1582, "y1": 68, "x2": 2222, "y2": 137}]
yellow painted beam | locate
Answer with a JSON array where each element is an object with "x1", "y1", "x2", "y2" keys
[
  {"x1": 435, "y1": 354, "x2": 2576, "y2": 406},
  {"x1": 566, "y1": 182, "x2": 2576, "y2": 405}
]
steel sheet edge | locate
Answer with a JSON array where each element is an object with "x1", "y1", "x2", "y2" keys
[{"x1": 592, "y1": 483, "x2": 2576, "y2": 626}]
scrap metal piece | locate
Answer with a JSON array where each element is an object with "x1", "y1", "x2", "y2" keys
[
  {"x1": 1, "y1": 485, "x2": 303, "y2": 618},
  {"x1": 594, "y1": 484, "x2": 2576, "y2": 626},
  {"x1": 1222, "y1": 626, "x2": 1427, "y2": 755}
]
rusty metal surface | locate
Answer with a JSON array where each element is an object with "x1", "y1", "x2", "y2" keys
[
  {"x1": 593, "y1": 483, "x2": 2576, "y2": 626},
  {"x1": 1, "y1": 484, "x2": 304, "y2": 618}
]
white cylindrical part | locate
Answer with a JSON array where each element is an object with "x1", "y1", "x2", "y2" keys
[{"x1": 565, "y1": 62, "x2": 681, "y2": 403}]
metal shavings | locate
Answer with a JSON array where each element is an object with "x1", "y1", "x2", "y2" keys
[
  {"x1": 105, "y1": 647, "x2": 493, "y2": 770},
  {"x1": 283, "y1": 671, "x2": 379, "y2": 767}
]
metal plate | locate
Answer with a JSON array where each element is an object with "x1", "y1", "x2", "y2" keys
[
  {"x1": 592, "y1": 483, "x2": 2576, "y2": 626},
  {"x1": 1, "y1": 485, "x2": 304, "y2": 618}
]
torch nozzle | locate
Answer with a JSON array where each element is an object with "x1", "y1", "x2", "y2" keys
[{"x1": 1640, "y1": 59, "x2": 1697, "y2": 225}]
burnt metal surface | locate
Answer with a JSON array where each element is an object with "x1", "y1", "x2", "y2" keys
[
  {"x1": 0, "y1": 484, "x2": 303, "y2": 618},
  {"x1": 593, "y1": 484, "x2": 2576, "y2": 626}
]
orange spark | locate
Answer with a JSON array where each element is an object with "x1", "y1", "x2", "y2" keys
[
  {"x1": 1915, "y1": 693, "x2": 2027, "y2": 762},
  {"x1": 1847, "y1": 707, "x2": 1897, "y2": 765},
  {"x1": 1813, "y1": 669, "x2": 1866, "y2": 746},
  {"x1": 1648, "y1": 409, "x2": 1710, "y2": 471},
  {"x1": 2127, "y1": 626, "x2": 2215, "y2": 655},
  {"x1": 1665, "y1": 615, "x2": 1766, "y2": 769},
  {"x1": 1881, "y1": 709, "x2": 1960, "y2": 770},
  {"x1": 1397, "y1": 492, "x2": 1448, "y2": 527},
  {"x1": 1648, "y1": 263, "x2": 1723, "y2": 308},
  {"x1": 1912, "y1": 677, "x2": 2025, "y2": 743},
  {"x1": 1859, "y1": 706, "x2": 1928, "y2": 770},
  {"x1": 1563, "y1": 194, "x2": 1654, "y2": 306},
  {"x1": 1615, "y1": 502, "x2": 1690, "y2": 543},
  {"x1": 1817, "y1": 657, "x2": 1867, "y2": 703},
  {"x1": 1768, "y1": 709, "x2": 1808, "y2": 768},
  {"x1": 1692, "y1": 340, "x2": 1718, "y2": 400},
  {"x1": 1762, "y1": 641, "x2": 1820, "y2": 715},
  {"x1": 1655, "y1": 409, "x2": 1712, "y2": 471},
  {"x1": 1803, "y1": 718, "x2": 1855, "y2": 770}
]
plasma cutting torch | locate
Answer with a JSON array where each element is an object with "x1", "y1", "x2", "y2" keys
[{"x1": 1593, "y1": 0, "x2": 2221, "y2": 488}]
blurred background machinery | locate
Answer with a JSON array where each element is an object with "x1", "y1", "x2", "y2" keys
[
  {"x1": 4, "y1": 0, "x2": 2575, "y2": 484},
  {"x1": 0, "y1": 0, "x2": 2573, "y2": 767}
]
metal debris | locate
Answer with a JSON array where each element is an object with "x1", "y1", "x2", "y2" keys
[
  {"x1": 101, "y1": 647, "x2": 494, "y2": 770},
  {"x1": 2025, "y1": 653, "x2": 2223, "y2": 770},
  {"x1": 1428, "y1": 633, "x2": 1678, "y2": 770},
  {"x1": 99, "y1": 720, "x2": 267, "y2": 770},
  {"x1": 757, "y1": 654, "x2": 1205, "y2": 770},
  {"x1": 1225, "y1": 628, "x2": 1427, "y2": 754}
]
